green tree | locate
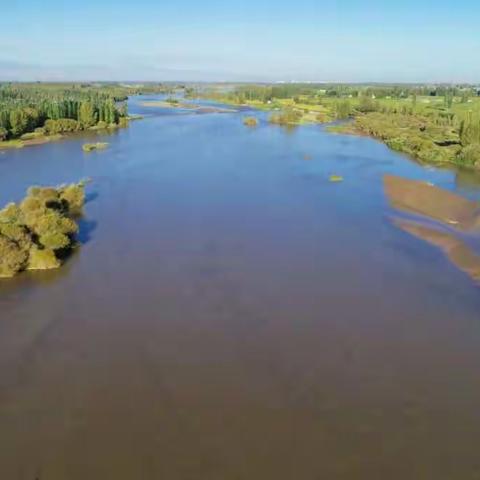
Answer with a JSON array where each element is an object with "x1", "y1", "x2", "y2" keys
[{"x1": 78, "y1": 101, "x2": 96, "y2": 127}]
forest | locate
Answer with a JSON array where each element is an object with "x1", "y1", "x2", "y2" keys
[{"x1": 0, "y1": 82, "x2": 175, "y2": 142}]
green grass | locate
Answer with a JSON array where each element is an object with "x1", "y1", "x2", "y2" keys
[{"x1": 0, "y1": 139, "x2": 25, "y2": 149}]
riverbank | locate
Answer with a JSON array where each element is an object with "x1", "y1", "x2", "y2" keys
[
  {"x1": 0, "y1": 134, "x2": 64, "y2": 150},
  {"x1": 0, "y1": 116, "x2": 140, "y2": 151},
  {"x1": 193, "y1": 88, "x2": 480, "y2": 169},
  {"x1": 327, "y1": 113, "x2": 478, "y2": 169}
]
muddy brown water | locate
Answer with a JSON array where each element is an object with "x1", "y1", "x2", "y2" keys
[{"x1": 1, "y1": 97, "x2": 480, "y2": 479}]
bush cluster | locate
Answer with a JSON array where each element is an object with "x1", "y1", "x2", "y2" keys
[
  {"x1": 243, "y1": 117, "x2": 259, "y2": 127},
  {"x1": 0, "y1": 182, "x2": 85, "y2": 278},
  {"x1": 269, "y1": 107, "x2": 302, "y2": 125}
]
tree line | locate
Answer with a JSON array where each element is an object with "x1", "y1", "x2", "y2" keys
[
  {"x1": 0, "y1": 82, "x2": 180, "y2": 141},
  {"x1": 0, "y1": 84, "x2": 133, "y2": 140}
]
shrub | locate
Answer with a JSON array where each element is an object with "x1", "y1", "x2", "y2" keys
[
  {"x1": 82, "y1": 142, "x2": 109, "y2": 152},
  {"x1": 0, "y1": 127, "x2": 9, "y2": 141},
  {"x1": 459, "y1": 116, "x2": 480, "y2": 146},
  {"x1": 59, "y1": 183, "x2": 85, "y2": 215},
  {"x1": 28, "y1": 246, "x2": 61, "y2": 271},
  {"x1": 0, "y1": 223, "x2": 32, "y2": 251},
  {"x1": 357, "y1": 96, "x2": 380, "y2": 113},
  {"x1": 0, "y1": 182, "x2": 86, "y2": 278},
  {"x1": 118, "y1": 117, "x2": 129, "y2": 128},
  {"x1": 44, "y1": 118, "x2": 81, "y2": 135},
  {"x1": 0, "y1": 235, "x2": 28, "y2": 278},
  {"x1": 38, "y1": 232, "x2": 71, "y2": 250},
  {"x1": 457, "y1": 144, "x2": 480, "y2": 167},
  {"x1": 0, "y1": 203, "x2": 21, "y2": 223},
  {"x1": 243, "y1": 117, "x2": 259, "y2": 127},
  {"x1": 334, "y1": 100, "x2": 352, "y2": 119},
  {"x1": 269, "y1": 107, "x2": 302, "y2": 125}
]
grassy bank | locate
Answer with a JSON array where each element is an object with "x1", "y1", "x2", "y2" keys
[
  {"x1": 328, "y1": 111, "x2": 479, "y2": 168},
  {"x1": 194, "y1": 84, "x2": 480, "y2": 169},
  {"x1": 0, "y1": 134, "x2": 64, "y2": 150}
]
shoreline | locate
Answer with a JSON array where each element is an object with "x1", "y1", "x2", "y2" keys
[{"x1": 0, "y1": 116, "x2": 141, "y2": 151}]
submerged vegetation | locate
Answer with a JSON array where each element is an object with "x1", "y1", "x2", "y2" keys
[
  {"x1": 82, "y1": 142, "x2": 109, "y2": 152},
  {"x1": 0, "y1": 182, "x2": 86, "y2": 278},
  {"x1": 194, "y1": 83, "x2": 480, "y2": 169},
  {"x1": 329, "y1": 175, "x2": 344, "y2": 182}
]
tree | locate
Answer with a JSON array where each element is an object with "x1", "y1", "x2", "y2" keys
[
  {"x1": 0, "y1": 126, "x2": 7, "y2": 141},
  {"x1": 78, "y1": 101, "x2": 96, "y2": 127},
  {"x1": 9, "y1": 109, "x2": 29, "y2": 137}
]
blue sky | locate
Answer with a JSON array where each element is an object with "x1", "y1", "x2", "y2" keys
[{"x1": 0, "y1": 0, "x2": 478, "y2": 82}]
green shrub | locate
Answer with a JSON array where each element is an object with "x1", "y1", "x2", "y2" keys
[
  {"x1": 0, "y1": 223, "x2": 32, "y2": 251},
  {"x1": 334, "y1": 100, "x2": 352, "y2": 119},
  {"x1": 0, "y1": 203, "x2": 21, "y2": 223},
  {"x1": 459, "y1": 115, "x2": 480, "y2": 146},
  {"x1": 59, "y1": 183, "x2": 85, "y2": 215},
  {"x1": 0, "y1": 181, "x2": 86, "y2": 278},
  {"x1": 457, "y1": 144, "x2": 480, "y2": 167},
  {"x1": 44, "y1": 118, "x2": 81, "y2": 135},
  {"x1": 269, "y1": 107, "x2": 302, "y2": 125},
  {"x1": 243, "y1": 117, "x2": 259, "y2": 127},
  {"x1": 38, "y1": 232, "x2": 71, "y2": 250},
  {"x1": 356, "y1": 96, "x2": 380, "y2": 113},
  {"x1": 0, "y1": 235, "x2": 28, "y2": 278},
  {"x1": 82, "y1": 142, "x2": 109, "y2": 152},
  {"x1": 28, "y1": 246, "x2": 61, "y2": 271},
  {"x1": 118, "y1": 117, "x2": 129, "y2": 128},
  {"x1": 0, "y1": 127, "x2": 8, "y2": 142}
]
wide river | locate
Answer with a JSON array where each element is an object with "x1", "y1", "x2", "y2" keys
[{"x1": 1, "y1": 96, "x2": 480, "y2": 479}]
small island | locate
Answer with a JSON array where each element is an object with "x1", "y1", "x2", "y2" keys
[
  {"x1": 243, "y1": 117, "x2": 259, "y2": 127},
  {"x1": 0, "y1": 182, "x2": 86, "y2": 278},
  {"x1": 82, "y1": 142, "x2": 109, "y2": 152}
]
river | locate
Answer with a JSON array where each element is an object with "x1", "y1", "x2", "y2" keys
[{"x1": 1, "y1": 95, "x2": 480, "y2": 479}]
